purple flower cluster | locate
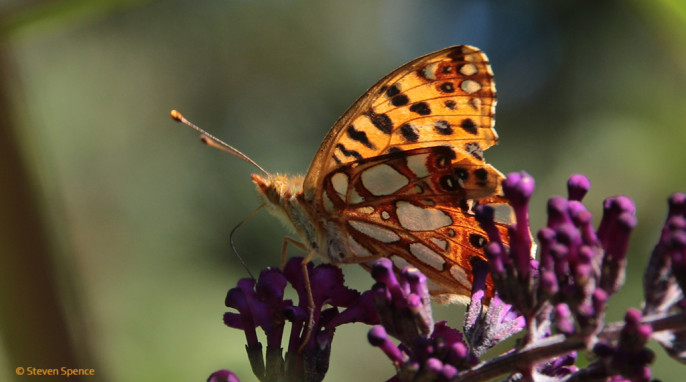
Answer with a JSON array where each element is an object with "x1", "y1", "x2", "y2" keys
[
  {"x1": 643, "y1": 192, "x2": 686, "y2": 366},
  {"x1": 208, "y1": 174, "x2": 686, "y2": 382},
  {"x1": 591, "y1": 309, "x2": 654, "y2": 381},
  {"x1": 367, "y1": 258, "x2": 524, "y2": 381},
  {"x1": 217, "y1": 257, "x2": 378, "y2": 382},
  {"x1": 478, "y1": 172, "x2": 636, "y2": 326}
]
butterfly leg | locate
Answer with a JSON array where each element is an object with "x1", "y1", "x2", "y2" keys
[
  {"x1": 279, "y1": 237, "x2": 316, "y2": 352},
  {"x1": 281, "y1": 236, "x2": 306, "y2": 268},
  {"x1": 298, "y1": 250, "x2": 318, "y2": 353}
]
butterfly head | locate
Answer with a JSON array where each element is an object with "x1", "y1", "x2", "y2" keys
[
  {"x1": 252, "y1": 172, "x2": 306, "y2": 218},
  {"x1": 252, "y1": 173, "x2": 304, "y2": 204},
  {"x1": 252, "y1": 173, "x2": 317, "y2": 245}
]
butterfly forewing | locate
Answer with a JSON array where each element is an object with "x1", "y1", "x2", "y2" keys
[{"x1": 303, "y1": 45, "x2": 498, "y2": 198}]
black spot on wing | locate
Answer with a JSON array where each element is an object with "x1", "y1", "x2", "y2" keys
[
  {"x1": 400, "y1": 124, "x2": 419, "y2": 142},
  {"x1": 465, "y1": 142, "x2": 483, "y2": 161},
  {"x1": 444, "y1": 100, "x2": 457, "y2": 110},
  {"x1": 460, "y1": 118, "x2": 478, "y2": 135},
  {"x1": 435, "y1": 148, "x2": 456, "y2": 167},
  {"x1": 385, "y1": 84, "x2": 400, "y2": 97},
  {"x1": 409, "y1": 102, "x2": 431, "y2": 116},
  {"x1": 439, "y1": 175, "x2": 458, "y2": 191},
  {"x1": 474, "y1": 168, "x2": 488, "y2": 181},
  {"x1": 447, "y1": 48, "x2": 466, "y2": 62},
  {"x1": 336, "y1": 143, "x2": 363, "y2": 160},
  {"x1": 391, "y1": 94, "x2": 409, "y2": 106},
  {"x1": 346, "y1": 125, "x2": 375, "y2": 149},
  {"x1": 469, "y1": 233, "x2": 487, "y2": 249},
  {"x1": 439, "y1": 82, "x2": 455, "y2": 93},
  {"x1": 434, "y1": 120, "x2": 453, "y2": 135},
  {"x1": 455, "y1": 167, "x2": 468, "y2": 180},
  {"x1": 473, "y1": 168, "x2": 488, "y2": 187},
  {"x1": 366, "y1": 111, "x2": 393, "y2": 134}
]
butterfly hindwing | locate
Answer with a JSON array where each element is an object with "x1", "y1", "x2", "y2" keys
[{"x1": 318, "y1": 146, "x2": 509, "y2": 300}]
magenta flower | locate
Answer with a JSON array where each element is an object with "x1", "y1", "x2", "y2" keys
[{"x1": 214, "y1": 257, "x2": 378, "y2": 382}]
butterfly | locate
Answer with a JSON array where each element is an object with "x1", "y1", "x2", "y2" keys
[{"x1": 172, "y1": 45, "x2": 509, "y2": 310}]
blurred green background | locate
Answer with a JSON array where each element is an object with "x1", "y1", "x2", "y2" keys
[{"x1": 1, "y1": 0, "x2": 685, "y2": 381}]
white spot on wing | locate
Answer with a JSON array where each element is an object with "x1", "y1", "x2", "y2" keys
[
  {"x1": 406, "y1": 153, "x2": 430, "y2": 178},
  {"x1": 322, "y1": 190, "x2": 335, "y2": 213},
  {"x1": 356, "y1": 206, "x2": 374, "y2": 214},
  {"x1": 349, "y1": 188, "x2": 364, "y2": 204},
  {"x1": 425, "y1": 278, "x2": 445, "y2": 294},
  {"x1": 433, "y1": 293, "x2": 471, "y2": 305},
  {"x1": 469, "y1": 97, "x2": 482, "y2": 110},
  {"x1": 331, "y1": 172, "x2": 348, "y2": 197},
  {"x1": 361, "y1": 164, "x2": 409, "y2": 196},
  {"x1": 396, "y1": 201, "x2": 452, "y2": 231},
  {"x1": 349, "y1": 220, "x2": 400, "y2": 243},
  {"x1": 421, "y1": 63, "x2": 438, "y2": 80},
  {"x1": 459, "y1": 63, "x2": 478, "y2": 76},
  {"x1": 409, "y1": 242, "x2": 445, "y2": 270},
  {"x1": 430, "y1": 237, "x2": 448, "y2": 251},
  {"x1": 461, "y1": 79, "x2": 481, "y2": 94},
  {"x1": 391, "y1": 255, "x2": 410, "y2": 270},
  {"x1": 348, "y1": 237, "x2": 373, "y2": 258},
  {"x1": 450, "y1": 265, "x2": 470, "y2": 287}
]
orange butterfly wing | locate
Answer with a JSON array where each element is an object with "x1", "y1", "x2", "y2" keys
[
  {"x1": 318, "y1": 146, "x2": 509, "y2": 302},
  {"x1": 297, "y1": 45, "x2": 507, "y2": 302},
  {"x1": 303, "y1": 45, "x2": 500, "y2": 202}
]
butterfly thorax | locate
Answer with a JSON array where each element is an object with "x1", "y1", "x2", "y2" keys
[{"x1": 252, "y1": 173, "x2": 323, "y2": 254}]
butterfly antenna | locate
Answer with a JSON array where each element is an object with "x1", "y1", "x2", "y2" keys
[
  {"x1": 170, "y1": 110, "x2": 269, "y2": 175},
  {"x1": 229, "y1": 203, "x2": 265, "y2": 281}
]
